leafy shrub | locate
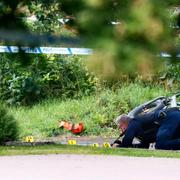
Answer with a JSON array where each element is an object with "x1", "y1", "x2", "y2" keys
[
  {"x1": 0, "y1": 54, "x2": 43, "y2": 105},
  {"x1": 165, "y1": 64, "x2": 180, "y2": 83},
  {"x1": 159, "y1": 63, "x2": 180, "y2": 90},
  {"x1": 0, "y1": 54, "x2": 98, "y2": 105},
  {"x1": 41, "y1": 56, "x2": 98, "y2": 98},
  {"x1": 0, "y1": 105, "x2": 19, "y2": 144}
]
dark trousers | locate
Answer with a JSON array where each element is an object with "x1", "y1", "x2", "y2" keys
[{"x1": 155, "y1": 110, "x2": 180, "y2": 150}]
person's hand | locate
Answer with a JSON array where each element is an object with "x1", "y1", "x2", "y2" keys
[
  {"x1": 111, "y1": 140, "x2": 122, "y2": 148},
  {"x1": 143, "y1": 107, "x2": 150, "y2": 113},
  {"x1": 111, "y1": 143, "x2": 120, "y2": 148}
]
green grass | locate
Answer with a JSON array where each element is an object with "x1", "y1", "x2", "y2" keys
[
  {"x1": 9, "y1": 83, "x2": 168, "y2": 139},
  {"x1": 0, "y1": 144, "x2": 180, "y2": 158}
]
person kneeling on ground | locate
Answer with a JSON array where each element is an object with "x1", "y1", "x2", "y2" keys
[
  {"x1": 155, "y1": 108, "x2": 180, "y2": 150},
  {"x1": 112, "y1": 108, "x2": 180, "y2": 150}
]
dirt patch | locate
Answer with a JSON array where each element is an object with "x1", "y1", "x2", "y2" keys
[
  {"x1": 45, "y1": 135, "x2": 116, "y2": 145},
  {"x1": 5, "y1": 135, "x2": 116, "y2": 146}
]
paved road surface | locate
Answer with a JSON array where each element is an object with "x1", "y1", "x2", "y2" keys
[{"x1": 0, "y1": 154, "x2": 180, "y2": 180}]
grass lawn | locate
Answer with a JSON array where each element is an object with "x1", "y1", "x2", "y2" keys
[
  {"x1": 0, "y1": 144, "x2": 180, "y2": 158},
  {"x1": 4, "y1": 83, "x2": 174, "y2": 158},
  {"x1": 1, "y1": 84, "x2": 179, "y2": 158},
  {"x1": 8, "y1": 83, "x2": 167, "y2": 139}
]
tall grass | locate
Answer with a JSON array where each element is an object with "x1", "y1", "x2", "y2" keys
[{"x1": 9, "y1": 83, "x2": 167, "y2": 139}]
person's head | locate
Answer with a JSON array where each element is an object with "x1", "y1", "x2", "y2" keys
[{"x1": 115, "y1": 114, "x2": 131, "y2": 133}]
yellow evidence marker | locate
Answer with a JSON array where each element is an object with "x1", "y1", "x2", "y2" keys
[
  {"x1": 68, "y1": 140, "x2": 77, "y2": 145},
  {"x1": 25, "y1": 136, "x2": 34, "y2": 143},
  {"x1": 103, "y1": 142, "x2": 111, "y2": 148},
  {"x1": 91, "y1": 143, "x2": 99, "y2": 147}
]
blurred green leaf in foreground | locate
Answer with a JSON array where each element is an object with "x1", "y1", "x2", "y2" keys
[
  {"x1": 0, "y1": 0, "x2": 179, "y2": 78},
  {"x1": 60, "y1": 0, "x2": 180, "y2": 78}
]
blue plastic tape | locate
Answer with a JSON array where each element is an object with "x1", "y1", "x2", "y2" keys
[
  {"x1": 0, "y1": 46, "x2": 93, "y2": 55},
  {"x1": 0, "y1": 46, "x2": 179, "y2": 57}
]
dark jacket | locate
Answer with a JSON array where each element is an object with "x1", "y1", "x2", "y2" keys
[
  {"x1": 155, "y1": 108, "x2": 180, "y2": 150},
  {"x1": 121, "y1": 110, "x2": 164, "y2": 148}
]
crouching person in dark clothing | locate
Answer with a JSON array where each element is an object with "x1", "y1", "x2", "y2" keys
[
  {"x1": 112, "y1": 110, "x2": 164, "y2": 148},
  {"x1": 113, "y1": 108, "x2": 180, "y2": 150},
  {"x1": 155, "y1": 108, "x2": 180, "y2": 150}
]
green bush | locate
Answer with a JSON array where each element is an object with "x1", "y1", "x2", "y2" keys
[
  {"x1": 0, "y1": 105, "x2": 19, "y2": 144},
  {"x1": 0, "y1": 54, "x2": 43, "y2": 105},
  {"x1": 165, "y1": 64, "x2": 180, "y2": 84},
  {"x1": 0, "y1": 54, "x2": 98, "y2": 105},
  {"x1": 159, "y1": 63, "x2": 180, "y2": 90},
  {"x1": 41, "y1": 56, "x2": 98, "y2": 98}
]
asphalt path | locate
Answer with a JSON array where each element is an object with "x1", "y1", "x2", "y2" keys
[{"x1": 0, "y1": 154, "x2": 180, "y2": 180}]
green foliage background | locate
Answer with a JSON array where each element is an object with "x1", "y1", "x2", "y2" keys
[
  {"x1": 9, "y1": 83, "x2": 167, "y2": 138},
  {"x1": 0, "y1": 0, "x2": 179, "y2": 140},
  {"x1": 0, "y1": 54, "x2": 97, "y2": 105},
  {"x1": 0, "y1": 1, "x2": 179, "y2": 71},
  {"x1": 60, "y1": 0, "x2": 180, "y2": 76}
]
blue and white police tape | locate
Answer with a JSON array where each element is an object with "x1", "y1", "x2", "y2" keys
[
  {"x1": 0, "y1": 46, "x2": 93, "y2": 55},
  {"x1": 160, "y1": 52, "x2": 180, "y2": 58},
  {"x1": 0, "y1": 46, "x2": 179, "y2": 57}
]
